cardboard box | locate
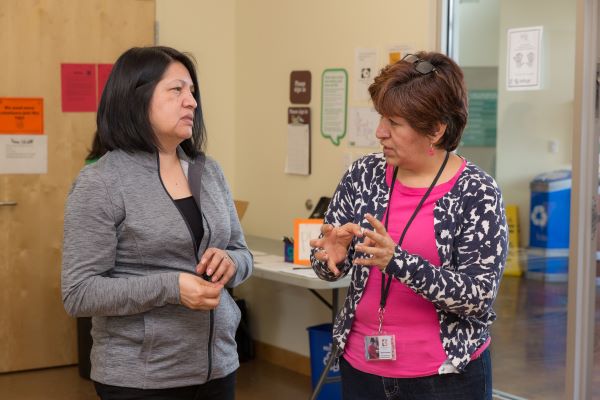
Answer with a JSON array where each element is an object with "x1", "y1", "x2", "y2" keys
[{"x1": 234, "y1": 200, "x2": 249, "y2": 220}]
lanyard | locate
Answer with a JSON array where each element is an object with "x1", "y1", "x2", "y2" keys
[{"x1": 377, "y1": 151, "x2": 450, "y2": 333}]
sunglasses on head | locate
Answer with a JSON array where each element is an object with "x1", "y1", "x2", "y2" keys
[{"x1": 402, "y1": 54, "x2": 437, "y2": 75}]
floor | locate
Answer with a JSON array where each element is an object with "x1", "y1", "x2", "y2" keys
[
  {"x1": 0, "y1": 360, "x2": 311, "y2": 400},
  {"x1": 0, "y1": 276, "x2": 598, "y2": 400},
  {"x1": 489, "y1": 276, "x2": 600, "y2": 399}
]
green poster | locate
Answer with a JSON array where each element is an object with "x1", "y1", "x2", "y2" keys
[
  {"x1": 462, "y1": 90, "x2": 497, "y2": 147},
  {"x1": 320, "y1": 69, "x2": 348, "y2": 146}
]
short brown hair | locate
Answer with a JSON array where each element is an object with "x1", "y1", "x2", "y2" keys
[{"x1": 368, "y1": 51, "x2": 468, "y2": 151}]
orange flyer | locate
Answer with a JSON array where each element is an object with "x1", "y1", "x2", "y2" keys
[{"x1": 0, "y1": 98, "x2": 44, "y2": 134}]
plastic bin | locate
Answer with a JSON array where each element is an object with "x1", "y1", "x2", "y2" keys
[
  {"x1": 529, "y1": 170, "x2": 571, "y2": 249},
  {"x1": 528, "y1": 170, "x2": 571, "y2": 280},
  {"x1": 526, "y1": 248, "x2": 569, "y2": 282},
  {"x1": 307, "y1": 323, "x2": 341, "y2": 400}
]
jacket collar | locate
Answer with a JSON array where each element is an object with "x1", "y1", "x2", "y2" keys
[{"x1": 113, "y1": 147, "x2": 199, "y2": 171}]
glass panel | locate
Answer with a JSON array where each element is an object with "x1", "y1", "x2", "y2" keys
[
  {"x1": 451, "y1": 0, "x2": 500, "y2": 177},
  {"x1": 448, "y1": 0, "x2": 577, "y2": 398}
]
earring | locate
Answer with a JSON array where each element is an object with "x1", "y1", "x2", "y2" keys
[{"x1": 428, "y1": 143, "x2": 434, "y2": 156}]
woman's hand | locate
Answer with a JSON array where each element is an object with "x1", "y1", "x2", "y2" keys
[
  {"x1": 196, "y1": 248, "x2": 237, "y2": 284},
  {"x1": 354, "y1": 213, "x2": 396, "y2": 271},
  {"x1": 179, "y1": 273, "x2": 223, "y2": 310},
  {"x1": 310, "y1": 222, "x2": 363, "y2": 276}
]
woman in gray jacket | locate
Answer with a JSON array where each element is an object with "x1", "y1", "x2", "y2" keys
[{"x1": 62, "y1": 46, "x2": 253, "y2": 400}]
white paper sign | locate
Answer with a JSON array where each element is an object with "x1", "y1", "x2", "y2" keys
[
  {"x1": 354, "y1": 48, "x2": 378, "y2": 101},
  {"x1": 285, "y1": 123, "x2": 310, "y2": 175},
  {"x1": 0, "y1": 135, "x2": 47, "y2": 174},
  {"x1": 298, "y1": 223, "x2": 322, "y2": 260},
  {"x1": 507, "y1": 26, "x2": 543, "y2": 91},
  {"x1": 348, "y1": 107, "x2": 380, "y2": 147}
]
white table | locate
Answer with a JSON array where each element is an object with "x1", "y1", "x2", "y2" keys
[{"x1": 246, "y1": 235, "x2": 351, "y2": 322}]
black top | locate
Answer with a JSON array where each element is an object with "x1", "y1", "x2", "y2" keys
[{"x1": 174, "y1": 196, "x2": 204, "y2": 252}]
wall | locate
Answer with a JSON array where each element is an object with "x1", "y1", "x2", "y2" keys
[
  {"x1": 495, "y1": 0, "x2": 575, "y2": 247},
  {"x1": 156, "y1": 0, "x2": 236, "y2": 182},
  {"x1": 235, "y1": 0, "x2": 438, "y2": 241}
]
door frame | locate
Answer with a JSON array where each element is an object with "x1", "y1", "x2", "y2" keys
[{"x1": 566, "y1": 0, "x2": 599, "y2": 398}]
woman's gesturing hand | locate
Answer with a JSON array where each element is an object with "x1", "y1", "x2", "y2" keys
[
  {"x1": 354, "y1": 213, "x2": 396, "y2": 271},
  {"x1": 310, "y1": 222, "x2": 363, "y2": 276},
  {"x1": 179, "y1": 273, "x2": 223, "y2": 310},
  {"x1": 197, "y1": 248, "x2": 237, "y2": 284}
]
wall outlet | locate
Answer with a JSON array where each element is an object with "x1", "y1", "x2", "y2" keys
[{"x1": 548, "y1": 139, "x2": 559, "y2": 154}]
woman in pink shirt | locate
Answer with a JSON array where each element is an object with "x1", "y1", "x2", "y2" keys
[{"x1": 310, "y1": 52, "x2": 507, "y2": 399}]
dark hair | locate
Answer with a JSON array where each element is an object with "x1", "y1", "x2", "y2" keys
[
  {"x1": 85, "y1": 131, "x2": 107, "y2": 162},
  {"x1": 97, "y1": 46, "x2": 206, "y2": 158},
  {"x1": 368, "y1": 51, "x2": 468, "y2": 151}
]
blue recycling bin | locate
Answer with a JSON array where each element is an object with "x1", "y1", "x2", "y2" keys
[
  {"x1": 529, "y1": 170, "x2": 571, "y2": 249},
  {"x1": 528, "y1": 170, "x2": 571, "y2": 280},
  {"x1": 307, "y1": 323, "x2": 342, "y2": 400}
]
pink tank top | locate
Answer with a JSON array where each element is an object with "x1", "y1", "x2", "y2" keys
[{"x1": 343, "y1": 159, "x2": 487, "y2": 377}]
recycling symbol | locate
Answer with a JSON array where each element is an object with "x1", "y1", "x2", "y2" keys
[
  {"x1": 531, "y1": 205, "x2": 548, "y2": 227},
  {"x1": 322, "y1": 343, "x2": 339, "y2": 373}
]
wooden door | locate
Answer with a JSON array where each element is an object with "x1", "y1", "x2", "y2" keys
[{"x1": 0, "y1": 0, "x2": 154, "y2": 372}]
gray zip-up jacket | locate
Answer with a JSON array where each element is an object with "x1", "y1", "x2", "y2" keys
[{"x1": 61, "y1": 149, "x2": 253, "y2": 389}]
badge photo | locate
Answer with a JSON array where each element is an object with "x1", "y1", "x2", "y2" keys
[{"x1": 364, "y1": 334, "x2": 396, "y2": 361}]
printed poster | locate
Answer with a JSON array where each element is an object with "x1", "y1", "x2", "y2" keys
[
  {"x1": 354, "y1": 48, "x2": 377, "y2": 101},
  {"x1": 507, "y1": 26, "x2": 543, "y2": 91},
  {"x1": 61, "y1": 63, "x2": 97, "y2": 112}
]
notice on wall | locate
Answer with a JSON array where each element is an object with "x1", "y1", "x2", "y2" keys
[
  {"x1": 62, "y1": 63, "x2": 115, "y2": 111},
  {"x1": 285, "y1": 107, "x2": 311, "y2": 175},
  {"x1": 289, "y1": 70, "x2": 311, "y2": 104},
  {"x1": 97, "y1": 64, "x2": 114, "y2": 103},
  {"x1": 387, "y1": 44, "x2": 413, "y2": 65},
  {"x1": 506, "y1": 26, "x2": 543, "y2": 91},
  {"x1": 288, "y1": 107, "x2": 311, "y2": 125},
  {"x1": 348, "y1": 107, "x2": 379, "y2": 148},
  {"x1": 0, "y1": 98, "x2": 44, "y2": 134},
  {"x1": 354, "y1": 48, "x2": 377, "y2": 101},
  {"x1": 0, "y1": 135, "x2": 47, "y2": 174},
  {"x1": 285, "y1": 124, "x2": 310, "y2": 175},
  {"x1": 61, "y1": 63, "x2": 97, "y2": 112},
  {"x1": 461, "y1": 90, "x2": 497, "y2": 147},
  {"x1": 321, "y1": 69, "x2": 348, "y2": 146}
]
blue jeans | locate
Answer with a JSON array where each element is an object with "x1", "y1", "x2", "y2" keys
[{"x1": 340, "y1": 349, "x2": 492, "y2": 400}]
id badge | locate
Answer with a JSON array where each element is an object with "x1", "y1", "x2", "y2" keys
[{"x1": 364, "y1": 334, "x2": 396, "y2": 361}]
